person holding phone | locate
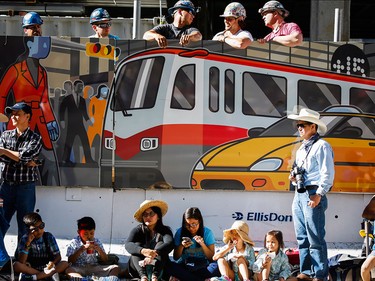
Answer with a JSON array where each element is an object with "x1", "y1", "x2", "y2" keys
[{"x1": 167, "y1": 207, "x2": 219, "y2": 281}]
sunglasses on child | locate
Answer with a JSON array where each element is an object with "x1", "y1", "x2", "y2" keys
[{"x1": 29, "y1": 222, "x2": 45, "y2": 233}]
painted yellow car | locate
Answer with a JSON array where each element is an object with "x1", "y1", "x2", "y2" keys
[{"x1": 190, "y1": 106, "x2": 375, "y2": 193}]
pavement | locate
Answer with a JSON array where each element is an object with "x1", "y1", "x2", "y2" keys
[{"x1": 3, "y1": 235, "x2": 365, "y2": 280}]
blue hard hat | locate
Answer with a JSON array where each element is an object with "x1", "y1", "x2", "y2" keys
[
  {"x1": 90, "y1": 8, "x2": 111, "y2": 24},
  {"x1": 22, "y1": 12, "x2": 43, "y2": 28},
  {"x1": 168, "y1": 0, "x2": 199, "y2": 16}
]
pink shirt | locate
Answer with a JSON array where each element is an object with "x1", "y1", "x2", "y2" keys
[{"x1": 264, "y1": 22, "x2": 302, "y2": 41}]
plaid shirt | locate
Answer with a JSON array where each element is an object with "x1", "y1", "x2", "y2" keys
[
  {"x1": 0, "y1": 128, "x2": 42, "y2": 182},
  {"x1": 18, "y1": 231, "x2": 60, "y2": 270},
  {"x1": 66, "y1": 236, "x2": 105, "y2": 266}
]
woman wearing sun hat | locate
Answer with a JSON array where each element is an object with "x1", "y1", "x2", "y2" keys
[
  {"x1": 125, "y1": 200, "x2": 174, "y2": 281},
  {"x1": 287, "y1": 108, "x2": 334, "y2": 281},
  {"x1": 211, "y1": 220, "x2": 255, "y2": 281}
]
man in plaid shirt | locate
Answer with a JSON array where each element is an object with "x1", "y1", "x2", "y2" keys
[{"x1": 0, "y1": 102, "x2": 42, "y2": 240}]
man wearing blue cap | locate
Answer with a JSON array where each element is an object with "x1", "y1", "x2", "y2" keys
[
  {"x1": 22, "y1": 11, "x2": 43, "y2": 37},
  {"x1": 0, "y1": 102, "x2": 42, "y2": 241},
  {"x1": 143, "y1": 0, "x2": 202, "y2": 48}
]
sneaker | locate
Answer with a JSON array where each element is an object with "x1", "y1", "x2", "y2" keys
[
  {"x1": 19, "y1": 273, "x2": 33, "y2": 281},
  {"x1": 51, "y1": 273, "x2": 60, "y2": 281}
]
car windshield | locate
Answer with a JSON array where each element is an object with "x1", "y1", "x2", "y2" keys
[{"x1": 259, "y1": 114, "x2": 375, "y2": 139}]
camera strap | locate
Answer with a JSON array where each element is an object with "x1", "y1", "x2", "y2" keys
[{"x1": 294, "y1": 133, "x2": 320, "y2": 168}]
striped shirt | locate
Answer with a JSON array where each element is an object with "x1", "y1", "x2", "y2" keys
[
  {"x1": 0, "y1": 128, "x2": 42, "y2": 182},
  {"x1": 264, "y1": 22, "x2": 302, "y2": 42}
]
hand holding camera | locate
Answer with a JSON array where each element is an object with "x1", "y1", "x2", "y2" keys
[{"x1": 290, "y1": 166, "x2": 306, "y2": 193}]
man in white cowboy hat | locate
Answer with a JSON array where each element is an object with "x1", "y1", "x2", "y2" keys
[
  {"x1": 287, "y1": 108, "x2": 334, "y2": 281},
  {"x1": 212, "y1": 2, "x2": 253, "y2": 49},
  {"x1": 257, "y1": 1, "x2": 303, "y2": 47}
]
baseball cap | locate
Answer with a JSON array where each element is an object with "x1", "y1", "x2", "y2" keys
[{"x1": 5, "y1": 102, "x2": 32, "y2": 117}]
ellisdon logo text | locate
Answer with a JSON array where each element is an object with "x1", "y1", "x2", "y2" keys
[{"x1": 232, "y1": 212, "x2": 293, "y2": 222}]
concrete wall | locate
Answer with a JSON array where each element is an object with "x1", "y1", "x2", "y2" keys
[
  {"x1": 310, "y1": 0, "x2": 351, "y2": 41},
  {"x1": 5, "y1": 186, "x2": 371, "y2": 245}
]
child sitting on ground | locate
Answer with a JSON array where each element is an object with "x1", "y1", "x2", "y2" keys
[
  {"x1": 253, "y1": 230, "x2": 291, "y2": 281},
  {"x1": 14, "y1": 212, "x2": 69, "y2": 281},
  {"x1": 211, "y1": 220, "x2": 255, "y2": 281},
  {"x1": 65, "y1": 216, "x2": 120, "y2": 280}
]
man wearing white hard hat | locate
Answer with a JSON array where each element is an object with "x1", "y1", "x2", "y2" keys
[
  {"x1": 287, "y1": 108, "x2": 334, "y2": 281},
  {"x1": 212, "y1": 2, "x2": 253, "y2": 49},
  {"x1": 258, "y1": 1, "x2": 303, "y2": 47}
]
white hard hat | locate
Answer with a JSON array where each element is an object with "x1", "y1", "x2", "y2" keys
[
  {"x1": 258, "y1": 1, "x2": 289, "y2": 18},
  {"x1": 220, "y1": 2, "x2": 246, "y2": 20}
]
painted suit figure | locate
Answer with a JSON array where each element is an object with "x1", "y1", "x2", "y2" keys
[
  {"x1": 0, "y1": 36, "x2": 60, "y2": 185},
  {"x1": 0, "y1": 36, "x2": 59, "y2": 149},
  {"x1": 60, "y1": 80, "x2": 95, "y2": 165}
]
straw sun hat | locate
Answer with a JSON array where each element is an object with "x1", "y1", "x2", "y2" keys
[
  {"x1": 287, "y1": 108, "x2": 327, "y2": 134},
  {"x1": 223, "y1": 220, "x2": 254, "y2": 246},
  {"x1": 133, "y1": 199, "x2": 168, "y2": 222}
]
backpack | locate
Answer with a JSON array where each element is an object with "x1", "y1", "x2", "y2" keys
[{"x1": 328, "y1": 254, "x2": 365, "y2": 281}]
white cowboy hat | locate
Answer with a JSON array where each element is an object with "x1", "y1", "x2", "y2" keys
[
  {"x1": 287, "y1": 108, "x2": 327, "y2": 134},
  {"x1": 133, "y1": 199, "x2": 168, "y2": 222},
  {"x1": 223, "y1": 220, "x2": 254, "y2": 246}
]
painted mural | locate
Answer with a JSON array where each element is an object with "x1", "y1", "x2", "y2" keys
[{"x1": 0, "y1": 36, "x2": 374, "y2": 192}]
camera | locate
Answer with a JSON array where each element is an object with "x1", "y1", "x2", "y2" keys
[{"x1": 290, "y1": 166, "x2": 306, "y2": 193}]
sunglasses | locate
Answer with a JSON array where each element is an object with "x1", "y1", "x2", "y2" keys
[
  {"x1": 25, "y1": 25, "x2": 41, "y2": 31},
  {"x1": 296, "y1": 123, "x2": 312, "y2": 129},
  {"x1": 225, "y1": 17, "x2": 237, "y2": 22},
  {"x1": 185, "y1": 222, "x2": 199, "y2": 228},
  {"x1": 182, "y1": 9, "x2": 196, "y2": 16},
  {"x1": 142, "y1": 211, "x2": 156, "y2": 218},
  {"x1": 96, "y1": 22, "x2": 112, "y2": 28},
  {"x1": 29, "y1": 222, "x2": 45, "y2": 233}
]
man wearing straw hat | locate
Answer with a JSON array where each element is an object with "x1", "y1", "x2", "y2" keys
[{"x1": 288, "y1": 108, "x2": 334, "y2": 281}]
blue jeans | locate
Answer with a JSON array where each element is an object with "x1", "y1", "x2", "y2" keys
[
  {"x1": 0, "y1": 210, "x2": 9, "y2": 268},
  {"x1": 0, "y1": 181, "x2": 36, "y2": 240},
  {"x1": 292, "y1": 190, "x2": 328, "y2": 280},
  {"x1": 166, "y1": 260, "x2": 219, "y2": 281}
]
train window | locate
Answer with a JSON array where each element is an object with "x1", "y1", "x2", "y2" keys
[
  {"x1": 225, "y1": 69, "x2": 235, "y2": 113},
  {"x1": 298, "y1": 80, "x2": 341, "y2": 112},
  {"x1": 242, "y1": 72, "x2": 286, "y2": 117},
  {"x1": 350, "y1": 88, "x2": 375, "y2": 114},
  {"x1": 112, "y1": 57, "x2": 164, "y2": 111},
  {"x1": 171, "y1": 64, "x2": 195, "y2": 110},
  {"x1": 209, "y1": 67, "x2": 219, "y2": 112}
]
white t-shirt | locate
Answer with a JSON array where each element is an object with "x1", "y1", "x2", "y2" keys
[{"x1": 213, "y1": 29, "x2": 254, "y2": 41}]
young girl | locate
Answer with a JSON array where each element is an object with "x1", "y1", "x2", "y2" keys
[
  {"x1": 211, "y1": 221, "x2": 255, "y2": 281},
  {"x1": 253, "y1": 230, "x2": 291, "y2": 281},
  {"x1": 167, "y1": 207, "x2": 219, "y2": 281}
]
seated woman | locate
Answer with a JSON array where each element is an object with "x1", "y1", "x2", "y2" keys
[
  {"x1": 125, "y1": 200, "x2": 174, "y2": 281},
  {"x1": 167, "y1": 207, "x2": 219, "y2": 281}
]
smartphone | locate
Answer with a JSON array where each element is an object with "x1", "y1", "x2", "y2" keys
[{"x1": 182, "y1": 237, "x2": 192, "y2": 243}]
